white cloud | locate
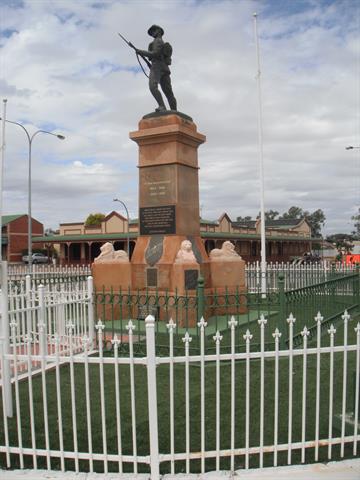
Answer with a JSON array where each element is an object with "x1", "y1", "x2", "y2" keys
[{"x1": 0, "y1": 0, "x2": 359, "y2": 234}]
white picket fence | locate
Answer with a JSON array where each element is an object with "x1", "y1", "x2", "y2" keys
[
  {"x1": 0, "y1": 270, "x2": 94, "y2": 404},
  {"x1": 7, "y1": 261, "x2": 356, "y2": 293},
  {"x1": 8, "y1": 264, "x2": 91, "y2": 281},
  {"x1": 7, "y1": 276, "x2": 94, "y2": 355},
  {"x1": 245, "y1": 261, "x2": 357, "y2": 292},
  {"x1": 0, "y1": 310, "x2": 359, "y2": 479}
]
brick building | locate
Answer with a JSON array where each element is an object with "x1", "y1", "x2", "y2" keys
[
  {"x1": 2, "y1": 214, "x2": 44, "y2": 263},
  {"x1": 32, "y1": 211, "x2": 314, "y2": 265}
]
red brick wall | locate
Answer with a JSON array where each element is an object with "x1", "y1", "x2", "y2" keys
[{"x1": 8, "y1": 216, "x2": 44, "y2": 263}]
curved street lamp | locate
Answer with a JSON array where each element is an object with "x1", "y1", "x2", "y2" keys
[
  {"x1": 113, "y1": 198, "x2": 130, "y2": 256},
  {"x1": 0, "y1": 116, "x2": 65, "y2": 273},
  {"x1": 345, "y1": 146, "x2": 360, "y2": 150}
]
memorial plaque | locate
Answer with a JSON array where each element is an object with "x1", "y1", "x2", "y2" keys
[
  {"x1": 140, "y1": 205, "x2": 176, "y2": 235},
  {"x1": 140, "y1": 165, "x2": 176, "y2": 206},
  {"x1": 147, "y1": 268, "x2": 158, "y2": 287},
  {"x1": 185, "y1": 269, "x2": 198, "y2": 290}
]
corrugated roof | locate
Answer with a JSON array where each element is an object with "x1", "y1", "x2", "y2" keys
[
  {"x1": 201, "y1": 232, "x2": 315, "y2": 241},
  {"x1": 232, "y1": 220, "x2": 257, "y2": 228},
  {"x1": 232, "y1": 218, "x2": 305, "y2": 229},
  {"x1": 2, "y1": 214, "x2": 26, "y2": 226},
  {"x1": 266, "y1": 219, "x2": 304, "y2": 227},
  {"x1": 200, "y1": 218, "x2": 218, "y2": 225},
  {"x1": 33, "y1": 232, "x2": 138, "y2": 242}
]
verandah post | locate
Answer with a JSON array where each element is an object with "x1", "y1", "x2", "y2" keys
[{"x1": 145, "y1": 314, "x2": 159, "y2": 480}]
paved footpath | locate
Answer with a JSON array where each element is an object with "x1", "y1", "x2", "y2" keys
[{"x1": 1, "y1": 459, "x2": 360, "y2": 480}]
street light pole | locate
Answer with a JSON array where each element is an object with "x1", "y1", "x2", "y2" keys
[
  {"x1": 0, "y1": 118, "x2": 65, "y2": 274},
  {"x1": 113, "y1": 198, "x2": 130, "y2": 256},
  {"x1": 345, "y1": 146, "x2": 360, "y2": 150}
]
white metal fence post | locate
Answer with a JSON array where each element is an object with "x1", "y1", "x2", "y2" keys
[
  {"x1": 87, "y1": 276, "x2": 94, "y2": 348},
  {"x1": 25, "y1": 274, "x2": 31, "y2": 336},
  {"x1": 1, "y1": 260, "x2": 13, "y2": 417},
  {"x1": 145, "y1": 314, "x2": 159, "y2": 480},
  {"x1": 38, "y1": 284, "x2": 47, "y2": 358}
]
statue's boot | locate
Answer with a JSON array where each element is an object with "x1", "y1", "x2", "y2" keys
[
  {"x1": 168, "y1": 97, "x2": 177, "y2": 111},
  {"x1": 151, "y1": 87, "x2": 167, "y2": 112}
]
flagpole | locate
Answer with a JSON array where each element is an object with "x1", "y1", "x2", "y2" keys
[
  {"x1": 253, "y1": 13, "x2": 267, "y2": 296},
  {"x1": 0, "y1": 98, "x2": 12, "y2": 417},
  {"x1": 0, "y1": 99, "x2": 7, "y2": 261}
]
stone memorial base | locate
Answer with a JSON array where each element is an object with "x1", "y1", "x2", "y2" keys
[
  {"x1": 92, "y1": 262, "x2": 132, "y2": 322},
  {"x1": 209, "y1": 259, "x2": 247, "y2": 316},
  {"x1": 131, "y1": 234, "x2": 210, "y2": 290}
]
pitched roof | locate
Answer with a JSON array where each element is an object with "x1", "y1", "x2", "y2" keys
[
  {"x1": 200, "y1": 218, "x2": 218, "y2": 225},
  {"x1": 32, "y1": 232, "x2": 138, "y2": 242},
  {"x1": 232, "y1": 220, "x2": 257, "y2": 228},
  {"x1": 265, "y1": 218, "x2": 304, "y2": 227},
  {"x1": 104, "y1": 210, "x2": 127, "y2": 222},
  {"x1": 2, "y1": 214, "x2": 26, "y2": 226},
  {"x1": 232, "y1": 218, "x2": 306, "y2": 229}
]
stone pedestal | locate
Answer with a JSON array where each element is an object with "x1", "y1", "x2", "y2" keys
[
  {"x1": 130, "y1": 113, "x2": 206, "y2": 237},
  {"x1": 92, "y1": 262, "x2": 132, "y2": 321},
  {"x1": 210, "y1": 260, "x2": 246, "y2": 289},
  {"x1": 129, "y1": 113, "x2": 210, "y2": 301},
  {"x1": 210, "y1": 259, "x2": 247, "y2": 315},
  {"x1": 170, "y1": 262, "x2": 201, "y2": 327}
]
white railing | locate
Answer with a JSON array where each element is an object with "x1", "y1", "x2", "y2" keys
[
  {"x1": 8, "y1": 264, "x2": 91, "y2": 281},
  {"x1": 0, "y1": 310, "x2": 359, "y2": 479},
  {"x1": 245, "y1": 261, "x2": 357, "y2": 292},
  {"x1": 8, "y1": 262, "x2": 356, "y2": 293},
  {"x1": 1, "y1": 275, "x2": 94, "y2": 383}
]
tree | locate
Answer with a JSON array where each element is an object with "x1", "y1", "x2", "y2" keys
[
  {"x1": 326, "y1": 233, "x2": 354, "y2": 254},
  {"x1": 352, "y1": 208, "x2": 360, "y2": 239},
  {"x1": 306, "y1": 209, "x2": 326, "y2": 238},
  {"x1": 85, "y1": 213, "x2": 106, "y2": 227},
  {"x1": 256, "y1": 210, "x2": 279, "y2": 221},
  {"x1": 280, "y1": 206, "x2": 304, "y2": 220},
  {"x1": 236, "y1": 215, "x2": 253, "y2": 222},
  {"x1": 279, "y1": 206, "x2": 325, "y2": 238}
]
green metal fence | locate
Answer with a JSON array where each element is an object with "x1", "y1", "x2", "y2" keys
[{"x1": 94, "y1": 268, "x2": 360, "y2": 355}]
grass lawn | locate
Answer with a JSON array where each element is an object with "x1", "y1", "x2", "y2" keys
[{"x1": 0, "y1": 310, "x2": 359, "y2": 475}]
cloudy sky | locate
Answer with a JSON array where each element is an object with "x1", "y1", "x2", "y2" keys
[{"x1": 0, "y1": 0, "x2": 359, "y2": 235}]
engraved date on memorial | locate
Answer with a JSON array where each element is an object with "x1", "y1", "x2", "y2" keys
[
  {"x1": 185, "y1": 269, "x2": 198, "y2": 290},
  {"x1": 140, "y1": 205, "x2": 176, "y2": 235}
]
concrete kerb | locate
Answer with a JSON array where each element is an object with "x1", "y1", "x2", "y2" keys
[{"x1": 2, "y1": 459, "x2": 360, "y2": 480}]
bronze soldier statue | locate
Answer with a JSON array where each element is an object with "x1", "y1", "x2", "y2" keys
[{"x1": 130, "y1": 25, "x2": 177, "y2": 112}]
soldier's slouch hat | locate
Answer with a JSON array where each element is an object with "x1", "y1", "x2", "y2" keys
[{"x1": 148, "y1": 25, "x2": 164, "y2": 36}]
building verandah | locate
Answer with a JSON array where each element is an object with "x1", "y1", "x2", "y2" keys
[
  {"x1": 203, "y1": 236, "x2": 312, "y2": 263},
  {"x1": 32, "y1": 211, "x2": 315, "y2": 265},
  {"x1": 59, "y1": 238, "x2": 137, "y2": 264}
]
